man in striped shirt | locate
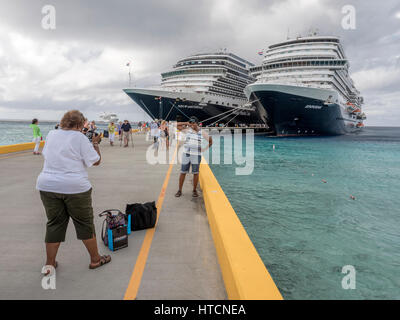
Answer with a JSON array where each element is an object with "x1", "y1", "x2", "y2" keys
[{"x1": 175, "y1": 116, "x2": 212, "y2": 198}]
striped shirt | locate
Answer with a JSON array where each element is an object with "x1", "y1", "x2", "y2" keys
[{"x1": 183, "y1": 128, "x2": 203, "y2": 155}]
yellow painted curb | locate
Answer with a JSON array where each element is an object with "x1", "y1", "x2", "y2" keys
[
  {"x1": 199, "y1": 159, "x2": 283, "y2": 300},
  {"x1": 0, "y1": 141, "x2": 45, "y2": 155}
]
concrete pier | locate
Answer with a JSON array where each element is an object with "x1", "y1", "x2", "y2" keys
[{"x1": 0, "y1": 134, "x2": 226, "y2": 299}]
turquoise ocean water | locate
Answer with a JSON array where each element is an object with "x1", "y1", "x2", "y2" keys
[
  {"x1": 2, "y1": 121, "x2": 399, "y2": 299},
  {"x1": 210, "y1": 127, "x2": 400, "y2": 300},
  {"x1": 0, "y1": 120, "x2": 114, "y2": 146}
]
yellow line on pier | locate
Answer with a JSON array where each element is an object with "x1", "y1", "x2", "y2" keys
[
  {"x1": 123, "y1": 146, "x2": 177, "y2": 300},
  {"x1": 0, "y1": 152, "x2": 31, "y2": 160}
]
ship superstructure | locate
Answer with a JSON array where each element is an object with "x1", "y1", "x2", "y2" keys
[
  {"x1": 245, "y1": 35, "x2": 366, "y2": 135},
  {"x1": 124, "y1": 51, "x2": 261, "y2": 125}
]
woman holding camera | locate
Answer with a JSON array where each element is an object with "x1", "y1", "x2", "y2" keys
[{"x1": 36, "y1": 110, "x2": 111, "y2": 273}]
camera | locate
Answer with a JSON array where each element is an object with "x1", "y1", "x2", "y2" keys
[{"x1": 82, "y1": 128, "x2": 101, "y2": 144}]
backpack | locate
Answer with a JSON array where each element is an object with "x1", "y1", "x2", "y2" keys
[
  {"x1": 125, "y1": 201, "x2": 157, "y2": 231},
  {"x1": 99, "y1": 209, "x2": 128, "y2": 251}
]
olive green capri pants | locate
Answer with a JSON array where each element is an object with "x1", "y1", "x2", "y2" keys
[{"x1": 40, "y1": 188, "x2": 96, "y2": 243}]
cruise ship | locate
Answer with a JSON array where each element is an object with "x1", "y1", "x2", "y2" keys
[
  {"x1": 245, "y1": 35, "x2": 366, "y2": 136},
  {"x1": 123, "y1": 52, "x2": 261, "y2": 125}
]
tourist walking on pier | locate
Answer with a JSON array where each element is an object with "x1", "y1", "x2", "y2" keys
[
  {"x1": 36, "y1": 110, "x2": 111, "y2": 273},
  {"x1": 30, "y1": 118, "x2": 42, "y2": 155},
  {"x1": 117, "y1": 121, "x2": 122, "y2": 141},
  {"x1": 160, "y1": 120, "x2": 169, "y2": 150},
  {"x1": 150, "y1": 120, "x2": 160, "y2": 144},
  {"x1": 175, "y1": 116, "x2": 212, "y2": 198},
  {"x1": 121, "y1": 119, "x2": 132, "y2": 147},
  {"x1": 108, "y1": 121, "x2": 116, "y2": 146}
]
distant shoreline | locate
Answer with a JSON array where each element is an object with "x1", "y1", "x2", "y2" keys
[
  {"x1": 0, "y1": 119, "x2": 111, "y2": 124},
  {"x1": 0, "y1": 119, "x2": 59, "y2": 123},
  {"x1": 1, "y1": 120, "x2": 398, "y2": 128},
  {"x1": 0, "y1": 119, "x2": 399, "y2": 128}
]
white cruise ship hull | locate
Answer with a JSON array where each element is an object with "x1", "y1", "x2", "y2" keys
[{"x1": 245, "y1": 83, "x2": 361, "y2": 136}]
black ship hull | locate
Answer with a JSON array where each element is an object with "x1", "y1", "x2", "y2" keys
[
  {"x1": 123, "y1": 89, "x2": 261, "y2": 125},
  {"x1": 245, "y1": 84, "x2": 361, "y2": 136}
]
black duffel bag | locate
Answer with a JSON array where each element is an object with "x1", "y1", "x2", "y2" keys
[
  {"x1": 103, "y1": 130, "x2": 109, "y2": 138},
  {"x1": 125, "y1": 201, "x2": 157, "y2": 231}
]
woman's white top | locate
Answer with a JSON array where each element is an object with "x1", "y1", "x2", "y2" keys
[{"x1": 36, "y1": 130, "x2": 100, "y2": 194}]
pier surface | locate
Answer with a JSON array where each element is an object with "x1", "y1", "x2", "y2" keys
[{"x1": 0, "y1": 134, "x2": 226, "y2": 299}]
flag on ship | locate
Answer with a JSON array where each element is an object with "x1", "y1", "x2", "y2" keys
[{"x1": 258, "y1": 51, "x2": 263, "y2": 55}]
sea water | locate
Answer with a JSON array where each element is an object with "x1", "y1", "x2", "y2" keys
[
  {"x1": 0, "y1": 120, "x2": 113, "y2": 145},
  {"x1": 2, "y1": 121, "x2": 399, "y2": 299},
  {"x1": 210, "y1": 127, "x2": 400, "y2": 300}
]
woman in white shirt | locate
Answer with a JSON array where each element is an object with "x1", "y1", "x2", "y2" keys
[{"x1": 36, "y1": 110, "x2": 111, "y2": 273}]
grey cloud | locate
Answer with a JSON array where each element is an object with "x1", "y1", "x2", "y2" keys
[{"x1": 0, "y1": 0, "x2": 399, "y2": 125}]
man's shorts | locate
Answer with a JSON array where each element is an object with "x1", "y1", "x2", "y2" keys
[
  {"x1": 123, "y1": 131, "x2": 130, "y2": 140},
  {"x1": 39, "y1": 188, "x2": 95, "y2": 243},
  {"x1": 181, "y1": 153, "x2": 202, "y2": 174}
]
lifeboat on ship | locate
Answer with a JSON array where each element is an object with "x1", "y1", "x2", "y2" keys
[
  {"x1": 346, "y1": 102, "x2": 357, "y2": 113},
  {"x1": 356, "y1": 122, "x2": 365, "y2": 128}
]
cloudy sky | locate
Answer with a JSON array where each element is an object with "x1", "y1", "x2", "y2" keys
[{"x1": 0, "y1": 0, "x2": 399, "y2": 125}]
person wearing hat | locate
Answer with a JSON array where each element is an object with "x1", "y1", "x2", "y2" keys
[
  {"x1": 121, "y1": 120, "x2": 132, "y2": 147},
  {"x1": 175, "y1": 116, "x2": 212, "y2": 198}
]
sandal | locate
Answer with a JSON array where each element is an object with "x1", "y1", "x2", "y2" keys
[
  {"x1": 192, "y1": 190, "x2": 199, "y2": 198},
  {"x1": 175, "y1": 190, "x2": 182, "y2": 197},
  {"x1": 89, "y1": 255, "x2": 111, "y2": 269}
]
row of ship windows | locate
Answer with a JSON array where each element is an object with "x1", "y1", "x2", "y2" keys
[
  {"x1": 203, "y1": 91, "x2": 241, "y2": 104},
  {"x1": 265, "y1": 49, "x2": 340, "y2": 60},
  {"x1": 212, "y1": 83, "x2": 243, "y2": 94},
  {"x1": 266, "y1": 46, "x2": 340, "y2": 57},
  {"x1": 250, "y1": 58, "x2": 347, "y2": 74},
  {"x1": 256, "y1": 56, "x2": 338, "y2": 68},
  {"x1": 218, "y1": 78, "x2": 245, "y2": 90},
  {"x1": 209, "y1": 87, "x2": 244, "y2": 97},
  {"x1": 214, "y1": 82, "x2": 242, "y2": 93},
  {"x1": 181, "y1": 56, "x2": 247, "y2": 68},
  {"x1": 163, "y1": 78, "x2": 242, "y2": 93},
  {"x1": 253, "y1": 67, "x2": 332, "y2": 76},
  {"x1": 225, "y1": 73, "x2": 253, "y2": 85},
  {"x1": 207, "y1": 100, "x2": 239, "y2": 107},
  {"x1": 219, "y1": 76, "x2": 245, "y2": 87},
  {"x1": 177, "y1": 60, "x2": 248, "y2": 74},
  {"x1": 162, "y1": 76, "x2": 244, "y2": 90},
  {"x1": 162, "y1": 69, "x2": 224, "y2": 78},
  {"x1": 264, "y1": 60, "x2": 347, "y2": 69},
  {"x1": 163, "y1": 67, "x2": 253, "y2": 82},
  {"x1": 269, "y1": 39, "x2": 340, "y2": 50},
  {"x1": 264, "y1": 73, "x2": 332, "y2": 79}
]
